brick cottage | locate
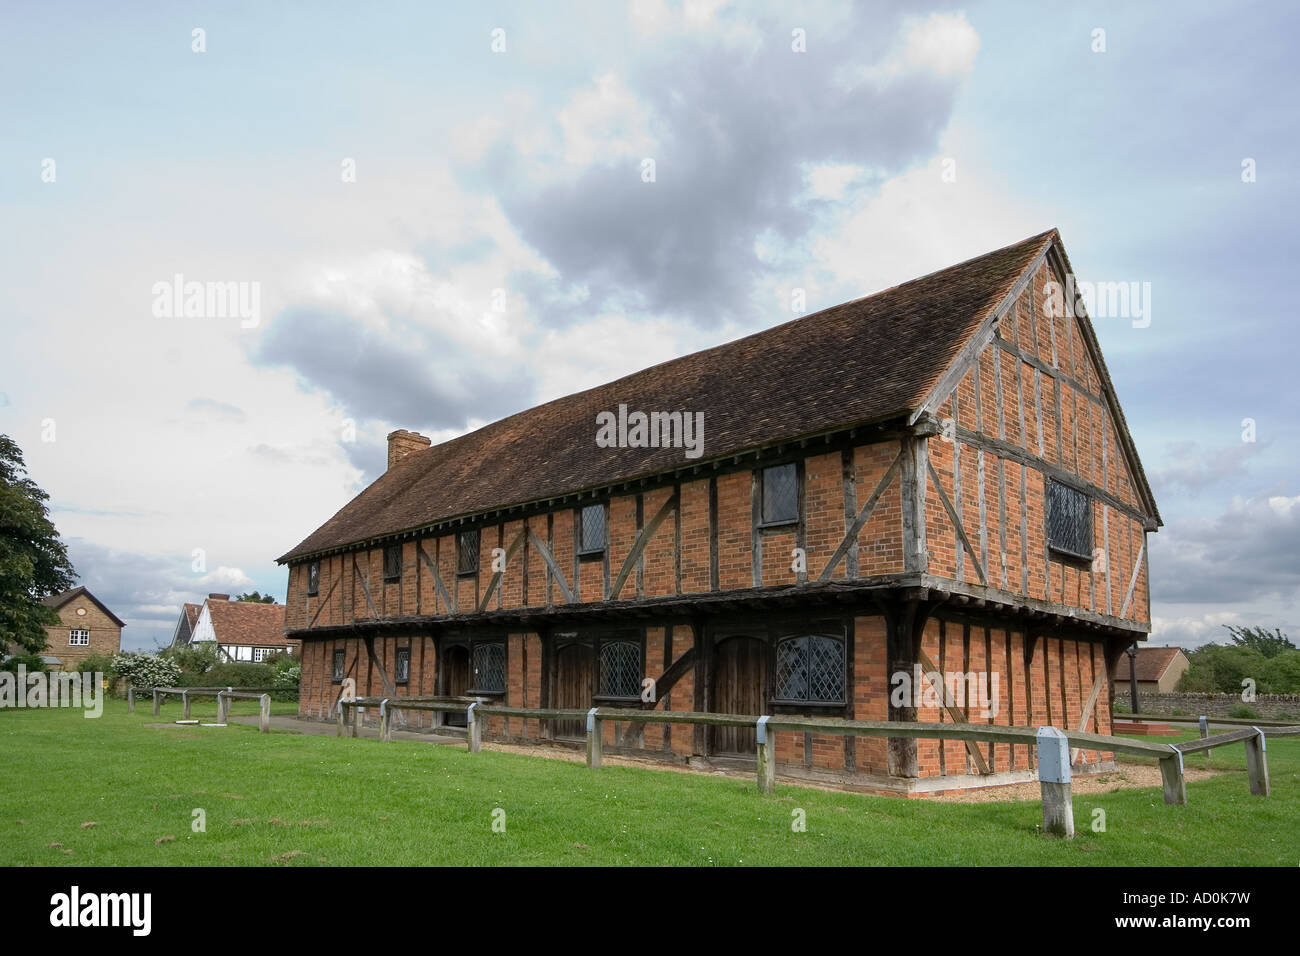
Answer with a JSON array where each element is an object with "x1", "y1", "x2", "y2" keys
[{"x1": 276, "y1": 229, "x2": 1161, "y2": 794}]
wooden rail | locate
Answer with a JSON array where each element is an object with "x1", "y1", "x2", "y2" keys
[
  {"x1": 1123, "y1": 712, "x2": 1300, "y2": 728},
  {"x1": 131, "y1": 685, "x2": 277, "y2": 732},
  {"x1": 332, "y1": 698, "x2": 1296, "y2": 835}
]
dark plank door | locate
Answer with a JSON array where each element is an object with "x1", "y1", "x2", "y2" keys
[
  {"x1": 554, "y1": 643, "x2": 593, "y2": 739},
  {"x1": 443, "y1": 645, "x2": 469, "y2": 727},
  {"x1": 711, "y1": 637, "x2": 767, "y2": 755}
]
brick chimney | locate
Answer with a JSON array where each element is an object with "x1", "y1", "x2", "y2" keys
[
  {"x1": 387, "y1": 429, "x2": 431, "y2": 470},
  {"x1": 207, "y1": 593, "x2": 231, "y2": 602}
]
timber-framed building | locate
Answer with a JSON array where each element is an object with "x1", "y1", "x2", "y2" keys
[{"x1": 277, "y1": 229, "x2": 1159, "y2": 794}]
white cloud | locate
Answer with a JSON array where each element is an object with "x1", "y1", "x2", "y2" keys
[{"x1": 860, "y1": 12, "x2": 981, "y2": 84}]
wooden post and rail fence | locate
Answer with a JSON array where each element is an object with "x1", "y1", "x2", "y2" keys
[
  {"x1": 331, "y1": 695, "x2": 1299, "y2": 838},
  {"x1": 129, "y1": 685, "x2": 287, "y2": 733}
]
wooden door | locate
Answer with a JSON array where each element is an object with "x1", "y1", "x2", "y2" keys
[
  {"x1": 711, "y1": 637, "x2": 767, "y2": 755},
  {"x1": 553, "y1": 643, "x2": 593, "y2": 739},
  {"x1": 443, "y1": 645, "x2": 469, "y2": 727}
]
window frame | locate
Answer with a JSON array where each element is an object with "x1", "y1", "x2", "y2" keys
[
  {"x1": 759, "y1": 463, "x2": 799, "y2": 528},
  {"x1": 306, "y1": 560, "x2": 320, "y2": 597},
  {"x1": 578, "y1": 503, "x2": 607, "y2": 557},
  {"x1": 596, "y1": 639, "x2": 642, "y2": 700},
  {"x1": 331, "y1": 649, "x2": 346, "y2": 684},
  {"x1": 395, "y1": 646, "x2": 411, "y2": 686},
  {"x1": 468, "y1": 640, "x2": 506, "y2": 695},
  {"x1": 382, "y1": 544, "x2": 402, "y2": 582},
  {"x1": 771, "y1": 633, "x2": 847, "y2": 707},
  {"x1": 457, "y1": 529, "x2": 480, "y2": 576},
  {"x1": 1046, "y1": 479, "x2": 1094, "y2": 563},
  {"x1": 68, "y1": 628, "x2": 90, "y2": 647}
]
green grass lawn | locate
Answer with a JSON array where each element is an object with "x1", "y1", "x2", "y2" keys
[{"x1": 2, "y1": 700, "x2": 1297, "y2": 866}]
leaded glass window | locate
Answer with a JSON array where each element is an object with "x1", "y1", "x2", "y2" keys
[
  {"x1": 599, "y1": 640, "x2": 641, "y2": 698},
  {"x1": 1047, "y1": 480, "x2": 1092, "y2": 560},
  {"x1": 471, "y1": 642, "x2": 505, "y2": 693},
  {"x1": 774, "y1": 635, "x2": 845, "y2": 704},
  {"x1": 762, "y1": 464, "x2": 798, "y2": 525}
]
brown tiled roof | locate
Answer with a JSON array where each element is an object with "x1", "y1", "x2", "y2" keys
[
  {"x1": 41, "y1": 586, "x2": 126, "y2": 627},
  {"x1": 184, "y1": 603, "x2": 202, "y2": 628},
  {"x1": 207, "y1": 600, "x2": 292, "y2": 647},
  {"x1": 1112, "y1": 646, "x2": 1187, "y2": 682},
  {"x1": 279, "y1": 230, "x2": 1063, "y2": 563}
]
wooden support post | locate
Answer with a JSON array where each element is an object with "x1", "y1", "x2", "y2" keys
[
  {"x1": 336, "y1": 702, "x2": 346, "y2": 737},
  {"x1": 756, "y1": 716, "x2": 775, "y2": 794},
  {"x1": 128, "y1": 687, "x2": 135, "y2": 713},
  {"x1": 586, "y1": 708, "x2": 602, "y2": 769},
  {"x1": 152, "y1": 689, "x2": 160, "y2": 716},
  {"x1": 1036, "y1": 727, "x2": 1074, "y2": 838},
  {"x1": 183, "y1": 691, "x2": 191, "y2": 720},
  {"x1": 1159, "y1": 751, "x2": 1186, "y2": 805},
  {"x1": 1198, "y1": 716, "x2": 1211, "y2": 758},
  {"x1": 216, "y1": 691, "x2": 226, "y2": 724},
  {"x1": 379, "y1": 699, "x2": 393, "y2": 743},
  {"x1": 467, "y1": 703, "x2": 481, "y2": 753},
  {"x1": 1244, "y1": 728, "x2": 1270, "y2": 796},
  {"x1": 351, "y1": 704, "x2": 360, "y2": 738},
  {"x1": 259, "y1": 694, "x2": 271, "y2": 734}
]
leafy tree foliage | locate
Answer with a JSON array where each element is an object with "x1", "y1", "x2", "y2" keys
[
  {"x1": 236, "y1": 592, "x2": 277, "y2": 603},
  {"x1": 0, "y1": 435, "x2": 76, "y2": 655},
  {"x1": 1223, "y1": 624, "x2": 1296, "y2": 659}
]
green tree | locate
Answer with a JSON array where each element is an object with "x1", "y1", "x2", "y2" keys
[
  {"x1": 0, "y1": 435, "x2": 76, "y2": 656},
  {"x1": 236, "y1": 591, "x2": 276, "y2": 603},
  {"x1": 1223, "y1": 624, "x2": 1296, "y2": 658}
]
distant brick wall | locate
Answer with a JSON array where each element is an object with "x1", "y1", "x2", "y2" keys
[{"x1": 1117, "y1": 691, "x2": 1300, "y2": 718}]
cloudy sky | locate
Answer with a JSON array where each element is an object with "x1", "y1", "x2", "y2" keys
[{"x1": 2, "y1": 1, "x2": 1296, "y2": 652}]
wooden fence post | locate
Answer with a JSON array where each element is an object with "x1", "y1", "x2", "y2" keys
[
  {"x1": 1244, "y1": 728, "x2": 1270, "y2": 796},
  {"x1": 379, "y1": 699, "x2": 393, "y2": 743},
  {"x1": 586, "y1": 708, "x2": 602, "y2": 769},
  {"x1": 756, "y1": 716, "x2": 775, "y2": 794},
  {"x1": 1036, "y1": 727, "x2": 1074, "y2": 838},
  {"x1": 1159, "y1": 751, "x2": 1186, "y2": 805},
  {"x1": 182, "y1": 691, "x2": 191, "y2": 720},
  {"x1": 259, "y1": 694, "x2": 271, "y2": 733},
  {"x1": 1199, "y1": 715, "x2": 1211, "y2": 758},
  {"x1": 128, "y1": 687, "x2": 135, "y2": 713},
  {"x1": 467, "y1": 703, "x2": 481, "y2": 753},
  {"x1": 152, "y1": 689, "x2": 160, "y2": 716},
  {"x1": 336, "y1": 701, "x2": 346, "y2": 737}
]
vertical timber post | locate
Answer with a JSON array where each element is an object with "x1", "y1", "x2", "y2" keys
[
  {"x1": 152, "y1": 689, "x2": 160, "y2": 716},
  {"x1": 216, "y1": 691, "x2": 226, "y2": 724},
  {"x1": 1198, "y1": 715, "x2": 1211, "y2": 758},
  {"x1": 379, "y1": 699, "x2": 392, "y2": 742},
  {"x1": 128, "y1": 687, "x2": 135, "y2": 713},
  {"x1": 1037, "y1": 726, "x2": 1074, "y2": 838},
  {"x1": 182, "y1": 691, "x2": 191, "y2": 720},
  {"x1": 1245, "y1": 728, "x2": 1270, "y2": 797},
  {"x1": 586, "y1": 708, "x2": 602, "y2": 769},
  {"x1": 1159, "y1": 750, "x2": 1186, "y2": 805},
  {"x1": 351, "y1": 702, "x2": 360, "y2": 738},
  {"x1": 259, "y1": 694, "x2": 271, "y2": 733},
  {"x1": 756, "y1": 716, "x2": 775, "y2": 794},
  {"x1": 336, "y1": 701, "x2": 346, "y2": 737},
  {"x1": 467, "y1": 702, "x2": 481, "y2": 753}
]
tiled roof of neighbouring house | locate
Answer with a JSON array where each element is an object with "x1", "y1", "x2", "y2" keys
[
  {"x1": 206, "y1": 600, "x2": 292, "y2": 647},
  {"x1": 1113, "y1": 646, "x2": 1186, "y2": 683}
]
